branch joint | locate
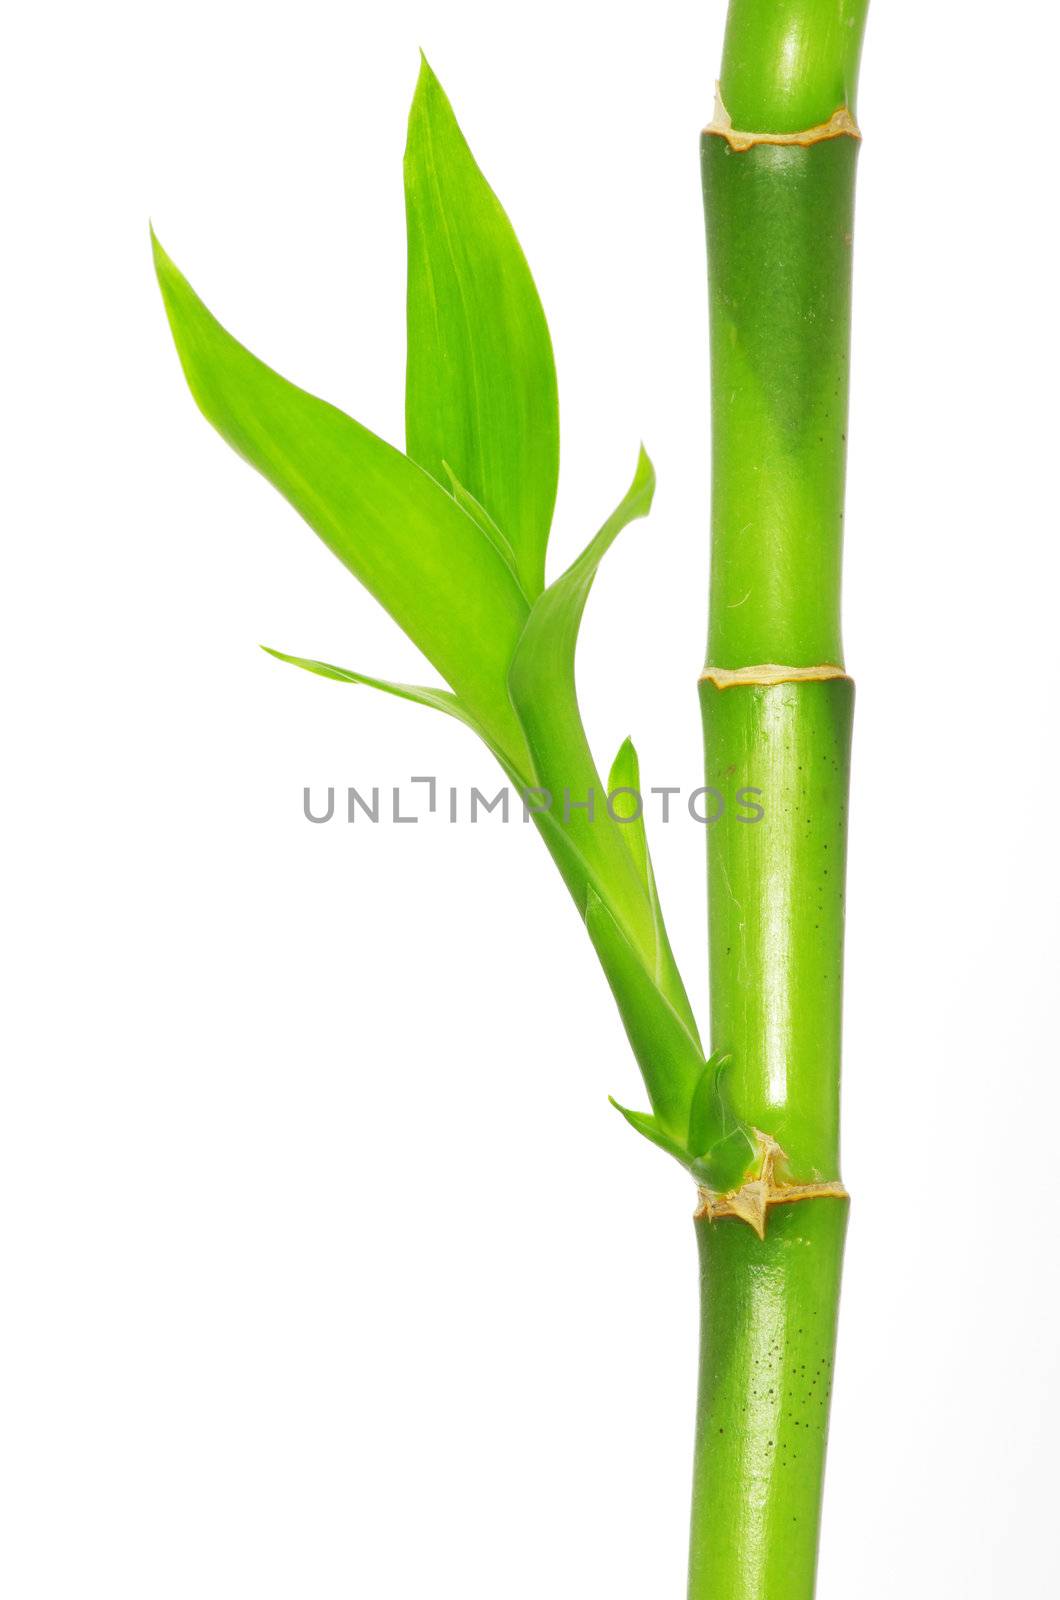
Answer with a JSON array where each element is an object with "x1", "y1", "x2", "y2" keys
[
  {"x1": 704, "y1": 87, "x2": 861, "y2": 152},
  {"x1": 694, "y1": 1131, "x2": 848, "y2": 1239}
]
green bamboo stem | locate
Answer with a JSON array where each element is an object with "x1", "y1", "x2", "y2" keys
[
  {"x1": 689, "y1": 3, "x2": 869, "y2": 1595},
  {"x1": 703, "y1": 678, "x2": 853, "y2": 1177},
  {"x1": 690, "y1": 1202, "x2": 848, "y2": 1598},
  {"x1": 717, "y1": 0, "x2": 868, "y2": 134}
]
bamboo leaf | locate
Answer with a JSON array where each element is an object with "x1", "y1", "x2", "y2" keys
[
  {"x1": 261, "y1": 647, "x2": 537, "y2": 790},
  {"x1": 611, "y1": 1094, "x2": 758, "y2": 1196},
  {"x1": 584, "y1": 885, "x2": 704, "y2": 1141},
  {"x1": 608, "y1": 1053, "x2": 755, "y2": 1189},
  {"x1": 687, "y1": 1053, "x2": 756, "y2": 1193},
  {"x1": 152, "y1": 231, "x2": 530, "y2": 768},
  {"x1": 261, "y1": 647, "x2": 478, "y2": 726},
  {"x1": 686, "y1": 1051, "x2": 733, "y2": 1155},
  {"x1": 508, "y1": 450, "x2": 656, "y2": 942},
  {"x1": 607, "y1": 736, "x2": 649, "y2": 878},
  {"x1": 405, "y1": 57, "x2": 559, "y2": 599},
  {"x1": 607, "y1": 736, "x2": 666, "y2": 985},
  {"x1": 608, "y1": 1048, "x2": 756, "y2": 1188},
  {"x1": 509, "y1": 450, "x2": 698, "y2": 1039},
  {"x1": 608, "y1": 1098, "x2": 692, "y2": 1169},
  {"x1": 508, "y1": 448, "x2": 656, "y2": 802}
]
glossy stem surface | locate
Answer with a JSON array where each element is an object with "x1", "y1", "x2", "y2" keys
[
  {"x1": 702, "y1": 136, "x2": 858, "y2": 669},
  {"x1": 692, "y1": 2, "x2": 867, "y2": 1594},
  {"x1": 720, "y1": 0, "x2": 870, "y2": 131},
  {"x1": 689, "y1": 1200, "x2": 848, "y2": 1600},
  {"x1": 701, "y1": 678, "x2": 853, "y2": 1181}
]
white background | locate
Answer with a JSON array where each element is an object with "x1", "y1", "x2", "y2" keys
[{"x1": 4, "y1": 2, "x2": 1059, "y2": 1595}]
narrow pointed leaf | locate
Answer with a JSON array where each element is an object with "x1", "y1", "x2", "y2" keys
[
  {"x1": 606, "y1": 737, "x2": 649, "y2": 878},
  {"x1": 686, "y1": 1053, "x2": 756, "y2": 1193},
  {"x1": 585, "y1": 885, "x2": 704, "y2": 1141},
  {"x1": 607, "y1": 736, "x2": 667, "y2": 986},
  {"x1": 609, "y1": 1064, "x2": 755, "y2": 1189},
  {"x1": 405, "y1": 58, "x2": 559, "y2": 598},
  {"x1": 686, "y1": 1052, "x2": 734, "y2": 1155},
  {"x1": 509, "y1": 450, "x2": 697, "y2": 1036},
  {"x1": 262, "y1": 647, "x2": 536, "y2": 788},
  {"x1": 262, "y1": 647, "x2": 478, "y2": 726},
  {"x1": 152, "y1": 231, "x2": 530, "y2": 767},
  {"x1": 608, "y1": 1098, "x2": 692, "y2": 1169},
  {"x1": 508, "y1": 452, "x2": 654, "y2": 941}
]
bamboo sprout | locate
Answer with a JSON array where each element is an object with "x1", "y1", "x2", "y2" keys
[{"x1": 152, "y1": 5, "x2": 871, "y2": 1591}]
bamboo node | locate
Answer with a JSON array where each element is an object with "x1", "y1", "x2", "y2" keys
[
  {"x1": 704, "y1": 87, "x2": 861, "y2": 152},
  {"x1": 694, "y1": 1131, "x2": 848, "y2": 1240},
  {"x1": 699, "y1": 663, "x2": 850, "y2": 690}
]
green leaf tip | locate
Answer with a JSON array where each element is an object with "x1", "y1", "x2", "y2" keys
[
  {"x1": 633, "y1": 443, "x2": 656, "y2": 505},
  {"x1": 150, "y1": 227, "x2": 197, "y2": 326},
  {"x1": 608, "y1": 1097, "x2": 693, "y2": 1169},
  {"x1": 410, "y1": 50, "x2": 445, "y2": 108},
  {"x1": 606, "y1": 734, "x2": 645, "y2": 827},
  {"x1": 412, "y1": 48, "x2": 434, "y2": 80},
  {"x1": 150, "y1": 228, "x2": 183, "y2": 319},
  {"x1": 259, "y1": 646, "x2": 482, "y2": 729},
  {"x1": 608, "y1": 735, "x2": 637, "y2": 781},
  {"x1": 405, "y1": 54, "x2": 559, "y2": 599}
]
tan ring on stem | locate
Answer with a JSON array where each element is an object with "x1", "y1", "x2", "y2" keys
[
  {"x1": 699, "y1": 663, "x2": 851, "y2": 690},
  {"x1": 704, "y1": 87, "x2": 861, "y2": 153}
]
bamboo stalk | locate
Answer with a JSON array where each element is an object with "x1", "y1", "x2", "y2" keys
[{"x1": 690, "y1": 3, "x2": 869, "y2": 1595}]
